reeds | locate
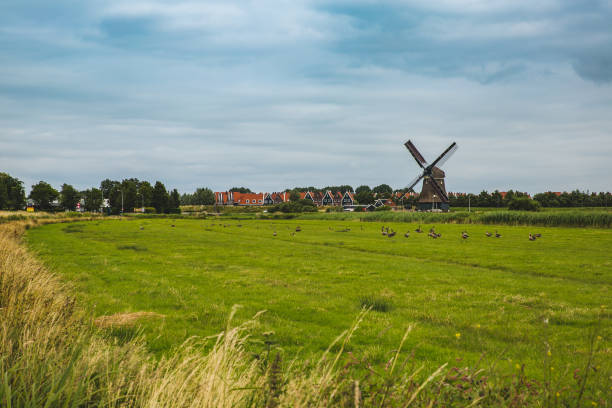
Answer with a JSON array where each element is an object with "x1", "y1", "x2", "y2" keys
[{"x1": 298, "y1": 210, "x2": 612, "y2": 227}]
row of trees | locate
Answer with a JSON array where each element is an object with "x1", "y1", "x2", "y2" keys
[
  {"x1": 448, "y1": 190, "x2": 611, "y2": 208},
  {"x1": 20, "y1": 176, "x2": 182, "y2": 214}
]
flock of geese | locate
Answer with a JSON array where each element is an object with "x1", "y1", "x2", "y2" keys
[{"x1": 155, "y1": 222, "x2": 543, "y2": 241}]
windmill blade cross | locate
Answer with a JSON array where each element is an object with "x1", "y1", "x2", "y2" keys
[
  {"x1": 428, "y1": 142, "x2": 457, "y2": 170},
  {"x1": 406, "y1": 173, "x2": 425, "y2": 192},
  {"x1": 404, "y1": 140, "x2": 428, "y2": 168},
  {"x1": 429, "y1": 177, "x2": 449, "y2": 202}
]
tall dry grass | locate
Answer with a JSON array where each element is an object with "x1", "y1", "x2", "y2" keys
[{"x1": 1, "y1": 218, "x2": 609, "y2": 407}]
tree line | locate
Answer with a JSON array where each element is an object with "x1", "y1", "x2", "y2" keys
[
  {"x1": 1, "y1": 171, "x2": 610, "y2": 211},
  {"x1": 0, "y1": 173, "x2": 183, "y2": 214},
  {"x1": 448, "y1": 189, "x2": 611, "y2": 208}
]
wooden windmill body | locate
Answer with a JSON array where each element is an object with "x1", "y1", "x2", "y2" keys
[{"x1": 404, "y1": 140, "x2": 457, "y2": 211}]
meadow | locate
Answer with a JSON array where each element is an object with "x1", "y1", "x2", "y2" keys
[{"x1": 25, "y1": 217, "x2": 611, "y2": 383}]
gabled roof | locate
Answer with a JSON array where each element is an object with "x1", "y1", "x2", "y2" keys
[{"x1": 343, "y1": 191, "x2": 354, "y2": 201}]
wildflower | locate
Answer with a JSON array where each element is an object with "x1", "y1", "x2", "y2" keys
[
  {"x1": 556, "y1": 392, "x2": 560, "y2": 397},
  {"x1": 550, "y1": 367, "x2": 554, "y2": 371},
  {"x1": 591, "y1": 401, "x2": 597, "y2": 407},
  {"x1": 455, "y1": 332, "x2": 461, "y2": 339},
  {"x1": 547, "y1": 350, "x2": 551, "y2": 357},
  {"x1": 475, "y1": 323, "x2": 481, "y2": 329},
  {"x1": 515, "y1": 364, "x2": 520, "y2": 370},
  {"x1": 596, "y1": 335, "x2": 602, "y2": 341}
]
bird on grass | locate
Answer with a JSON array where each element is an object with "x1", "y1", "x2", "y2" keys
[
  {"x1": 461, "y1": 231, "x2": 469, "y2": 240},
  {"x1": 495, "y1": 230, "x2": 502, "y2": 238},
  {"x1": 485, "y1": 232, "x2": 492, "y2": 237},
  {"x1": 296, "y1": 226, "x2": 302, "y2": 232},
  {"x1": 388, "y1": 231, "x2": 396, "y2": 238},
  {"x1": 273, "y1": 231, "x2": 277, "y2": 237},
  {"x1": 415, "y1": 225, "x2": 423, "y2": 233},
  {"x1": 139, "y1": 226, "x2": 144, "y2": 230},
  {"x1": 534, "y1": 233, "x2": 542, "y2": 238},
  {"x1": 404, "y1": 232, "x2": 410, "y2": 238},
  {"x1": 529, "y1": 233, "x2": 536, "y2": 241},
  {"x1": 171, "y1": 224, "x2": 175, "y2": 228}
]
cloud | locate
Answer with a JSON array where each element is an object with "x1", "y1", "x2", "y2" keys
[{"x1": 0, "y1": 0, "x2": 611, "y2": 194}]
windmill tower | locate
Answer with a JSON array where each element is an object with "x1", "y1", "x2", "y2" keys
[{"x1": 404, "y1": 140, "x2": 458, "y2": 211}]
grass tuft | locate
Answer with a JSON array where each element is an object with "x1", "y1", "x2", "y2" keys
[{"x1": 359, "y1": 295, "x2": 393, "y2": 312}]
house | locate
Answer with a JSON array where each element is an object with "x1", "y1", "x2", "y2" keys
[
  {"x1": 374, "y1": 198, "x2": 395, "y2": 208},
  {"x1": 214, "y1": 191, "x2": 266, "y2": 206},
  {"x1": 321, "y1": 191, "x2": 334, "y2": 206},
  {"x1": 300, "y1": 191, "x2": 324, "y2": 206},
  {"x1": 215, "y1": 192, "x2": 232, "y2": 205},
  {"x1": 341, "y1": 192, "x2": 355, "y2": 207},
  {"x1": 333, "y1": 192, "x2": 343, "y2": 206},
  {"x1": 231, "y1": 192, "x2": 265, "y2": 206}
]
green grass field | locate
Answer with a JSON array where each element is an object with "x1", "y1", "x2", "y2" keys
[{"x1": 25, "y1": 218, "x2": 611, "y2": 379}]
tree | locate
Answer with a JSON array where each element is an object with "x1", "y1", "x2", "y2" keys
[
  {"x1": 372, "y1": 184, "x2": 393, "y2": 198},
  {"x1": 138, "y1": 181, "x2": 153, "y2": 208},
  {"x1": 508, "y1": 197, "x2": 541, "y2": 211},
  {"x1": 355, "y1": 185, "x2": 371, "y2": 195},
  {"x1": 289, "y1": 190, "x2": 301, "y2": 202},
  {"x1": 230, "y1": 187, "x2": 252, "y2": 194},
  {"x1": 195, "y1": 188, "x2": 215, "y2": 205},
  {"x1": 60, "y1": 183, "x2": 80, "y2": 211},
  {"x1": 168, "y1": 189, "x2": 181, "y2": 213},
  {"x1": 82, "y1": 188, "x2": 103, "y2": 212},
  {"x1": 29, "y1": 181, "x2": 59, "y2": 211},
  {"x1": 152, "y1": 181, "x2": 169, "y2": 214},
  {"x1": 323, "y1": 185, "x2": 353, "y2": 194},
  {"x1": 0, "y1": 172, "x2": 26, "y2": 210},
  {"x1": 355, "y1": 185, "x2": 374, "y2": 205}
]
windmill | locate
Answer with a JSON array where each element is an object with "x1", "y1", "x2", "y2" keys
[{"x1": 404, "y1": 140, "x2": 458, "y2": 211}]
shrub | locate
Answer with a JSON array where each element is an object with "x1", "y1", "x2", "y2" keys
[
  {"x1": 144, "y1": 207, "x2": 156, "y2": 214},
  {"x1": 508, "y1": 197, "x2": 541, "y2": 211},
  {"x1": 325, "y1": 206, "x2": 343, "y2": 213},
  {"x1": 268, "y1": 200, "x2": 317, "y2": 213},
  {"x1": 374, "y1": 205, "x2": 392, "y2": 211}
]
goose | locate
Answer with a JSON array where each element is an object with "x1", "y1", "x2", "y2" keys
[
  {"x1": 415, "y1": 225, "x2": 423, "y2": 233},
  {"x1": 171, "y1": 224, "x2": 175, "y2": 228},
  {"x1": 404, "y1": 232, "x2": 410, "y2": 238},
  {"x1": 388, "y1": 231, "x2": 396, "y2": 238},
  {"x1": 534, "y1": 233, "x2": 541, "y2": 238},
  {"x1": 273, "y1": 231, "x2": 277, "y2": 237},
  {"x1": 139, "y1": 226, "x2": 144, "y2": 230},
  {"x1": 382, "y1": 230, "x2": 387, "y2": 236},
  {"x1": 461, "y1": 231, "x2": 469, "y2": 239},
  {"x1": 296, "y1": 226, "x2": 302, "y2": 232},
  {"x1": 485, "y1": 232, "x2": 492, "y2": 237},
  {"x1": 495, "y1": 230, "x2": 502, "y2": 238},
  {"x1": 529, "y1": 233, "x2": 536, "y2": 241},
  {"x1": 436, "y1": 233, "x2": 442, "y2": 238}
]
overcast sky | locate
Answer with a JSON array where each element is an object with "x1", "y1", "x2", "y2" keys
[{"x1": 1, "y1": 0, "x2": 611, "y2": 194}]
